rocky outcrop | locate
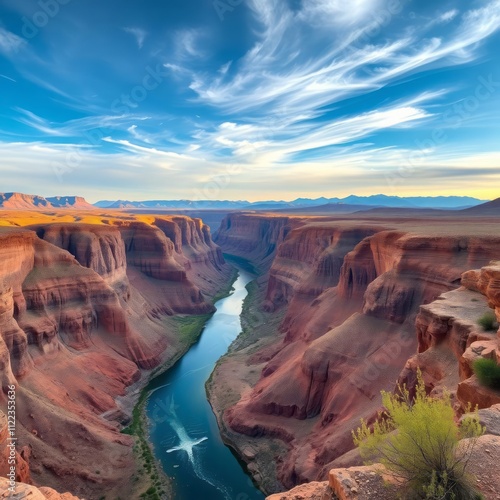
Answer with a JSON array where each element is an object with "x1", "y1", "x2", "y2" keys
[
  {"x1": 269, "y1": 405, "x2": 500, "y2": 500},
  {"x1": 461, "y1": 262, "x2": 500, "y2": 324},
  {"x1": 118, "y1": 221, "x2": 188, "y2": 282},
  {"x1": 0, "y1": 193, "x2": 93, "y2": 210},
  {"x1": 0, "y1": 477, "x2": 81, "y2": 499},
  {"x1": 266, "y1": 464, "x2": 397, "y2": 500},
  {"x1": 0, "y1": 214, "x2": 231, "y2": 499},
  {"x1": 46, "y1": 196, "x2": 94, "y2": 210},
  {"x1": 264, "y1": 226, "x2": 377, "y2": 313},
  {"x1": 361, "y1": 233, "x2": 496, "y2": 324},
  {"x1": 266, "y1": 481, "x2": 334, "y2": 500},
  {"x1": 114, "y1": 216, "x2": 226, "y2": 315},
  {"x1": 458, "y1": 263, "x2": 500, "y2": 409},
  {"x1": 1, "y1": 233, "x2": 156, "y2": 371},
  {"x1": 156, "y1": 216, "x2": 224, "y2": 266},
  {"x1": 210, "y1": 213, "x2": 500, "y2": 493},
  {"x1": 399, "y1": 261, "x2": 500, "y2": 411},
  {"x1": 33, "y1": 224, "x2": 128, "y2": 292},
  {"x1": 0, "y1": 193, "x2": 51, "y2": 210}
]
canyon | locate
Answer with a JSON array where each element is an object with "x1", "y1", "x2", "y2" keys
[
  {"x1": 1, "y1": 204, "x2": 500, "y2": 499},
  {"x1": 0, "y1": 210, "x2": 233, "y2": 499},
  {"x1": 208, "y1": 211, "x2": 500, "y2": 497}
]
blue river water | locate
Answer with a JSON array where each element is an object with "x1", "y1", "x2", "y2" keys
[{"x1": 145, "y1": 267, "x2": 265, "y2": 500}]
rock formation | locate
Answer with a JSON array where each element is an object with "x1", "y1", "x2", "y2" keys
[
  {"x1": 215, "y1": 214, "x2": 294, "y2": 268},
  {"x1": 400, "y1": 260, "x2": 500, "y2": 410},
  {"x1": 45, "y1": 197, "x2": 94, "y2": 210},
  {"x1": 0, "y1": 193, "x2": 94, "y2": 210},
  {"x1": 0, "y1": 477, "x2": 81, "y2": 499},
  {"x1": 0, "y1": 212, "x2": 231, "y2": 498},
  {"x1": 210, "y1": 212, "x2": 500, "y2": 493}
]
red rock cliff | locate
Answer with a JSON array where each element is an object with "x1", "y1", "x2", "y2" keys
[
  {"x1": 0, "y1": 214, "x2": 231, "y2": 498},
  {"x1": 214, "y1": 214, "x2": 295, "y2": 267},
  {"x1": 33, "y1": 223, "x2": 128, "y2": 294},
  {"x1": 399, "y1": 260, "x2": 500, "y2": 412},
  {"x1": 212, "y1": 213, "x2": 500, "y2": 492}
]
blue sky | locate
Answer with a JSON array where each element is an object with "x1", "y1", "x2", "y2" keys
[{"x1": 0, "y1": 0, "x2": 499, "y2": 202}]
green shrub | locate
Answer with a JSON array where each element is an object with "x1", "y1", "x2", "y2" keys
[
  {"x1": 474, "y1": 357, "x2": 500, "y2": 390},
  {"x1": 477, "y1": 311, "x2": 497, "y2": 331},
  {"x1": 353, "y1": 371, "x2": 484, "y2": 499}
]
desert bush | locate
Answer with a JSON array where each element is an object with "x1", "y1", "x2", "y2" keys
[
  {"x1": 477, "y1": 311, "x2": 497, "y2": 331},
  {"x1": 353, "y1": 371, "x2": 484, "y2": 499},
  {"x1": 474, "y1": 357, "x2": 500, "y2": 390}
]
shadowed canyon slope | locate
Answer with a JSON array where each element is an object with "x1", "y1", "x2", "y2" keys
[
  {"x1": 0, "y1": 210, "x2": 232, "y2": 498},
  {"x1": 267, "y1": 259, "x2": 500, "y2": 500},
  {"x1": 209, "y1": 212, "x2": 500, "y2": 494}
]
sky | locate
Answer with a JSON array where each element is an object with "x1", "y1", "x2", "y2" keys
[{"x1": 0, "y1": 0, "x2": 500, "y2": 203}]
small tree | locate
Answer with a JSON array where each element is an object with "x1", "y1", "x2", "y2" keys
[{"x1": 353, "y1": 371, "x2": 484, "y2": 499}]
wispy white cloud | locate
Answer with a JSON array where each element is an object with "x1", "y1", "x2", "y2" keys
[
  {"x1": 195, "y1": 94, "x2": 434, "y2": 165},
  {"x1": 175, "y1": 29, "x2": 204, "y2": 59},
  {"x1": 173, "y1": 0, "x2": 500, "y2": 174},
  {"x1": 1, "y1": 138, "x2": 499, "y2": 201},
  {"x1": 189, "y1": 0, "x2": 500, "y2": 119},
  {"x1": 14, "y1": 108, "x2": 67, "y2": 137},
  {"x1": 0, "y1": 27, "x2": 25, "y2": 55},
  {"x1": 298, "y1": 0, "x2": 383, "y2": 27},
  {"x1": 218, "y1": 61, "x2": 232, "y2": 76},
  {"x1": 127, "y1": 124, "x2": 152, "y2": 143},
  {"x1": 102, "y1": 136, "x2": 197, "y2": 163},
  {"x1": 0, "y1": 74, "x2": 17, "y2": 83},
  {"x1": 12, "y1": 107, "x2": 158, "y2": 139},
  {"x1": 440, "y1": 9, "x2": 459, "y2": 22},
  {"x1": 123, "y1": 27, "x2": 147, "y2": 49},
  {"x1": 0, "y1": 140, "x2": 196, "y2": 199}
]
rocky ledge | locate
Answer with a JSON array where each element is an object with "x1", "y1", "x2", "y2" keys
[{"x1": 268, "y1": 405, "x2": 500, "y2": 499}]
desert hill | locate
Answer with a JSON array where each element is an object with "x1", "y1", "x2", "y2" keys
[{"x1": 461, "y1": 196, "x2": 500, "y2": 215}]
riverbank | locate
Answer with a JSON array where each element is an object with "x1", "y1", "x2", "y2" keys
[
  {"x1": 121, "y1": 266, "x2": 239, "y2": 500},
  {"x1": 205, "y1": 255, "x2": 287, "y2": 495}
]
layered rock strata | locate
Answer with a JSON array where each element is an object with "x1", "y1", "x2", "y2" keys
[
  {"x1": 0, "y1": 214, "x2": 231, "y2": 498},
  {"x1": 401, "y1": 261, "x2": 500, "y2": 409},
  {"x1": 211, "y1": 213, "x2": 500, "y2": 493}
]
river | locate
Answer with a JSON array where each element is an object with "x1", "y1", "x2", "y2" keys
[{"x1": 145, "y1": 267, "x2": 265, "y2": 500}]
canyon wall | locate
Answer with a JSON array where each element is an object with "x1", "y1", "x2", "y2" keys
[
  {"x1": 0, "y1": 215, "x2": 231, "y2": 498},
  {"x1": 211, "y1": 213, "x2": 500, "y2": 493},
  {"x1": 215, "y1": 214, "x2": 295, "y2": 269},
  {"x1": 267, "y1": 260, "x2": 500, "y2": 500},
  {"x1": 400, "y1": 260, "x2": 500, "y2": 410}
]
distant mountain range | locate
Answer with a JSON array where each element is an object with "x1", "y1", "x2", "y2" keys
[
  {"x1": 93, "y1": 199, "x2": 249, "y2": 209},
  {"x1": 95, "y1": 194, "x2": 488, "y2": 210},
  {"x1": 0, "y1": 193, "x2": 94, "y2": 210},
  {"x1": 0, "y1": 192, "x2": 493, "y2": 212}
]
